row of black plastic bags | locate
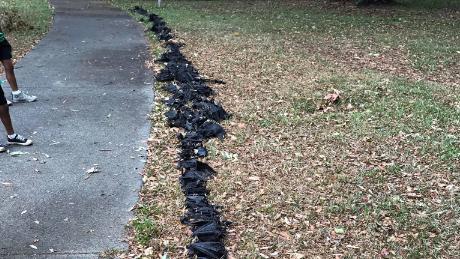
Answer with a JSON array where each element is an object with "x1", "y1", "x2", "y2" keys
[{"x1": 132, "y1": 6, "x2": 229, "y2": 259}]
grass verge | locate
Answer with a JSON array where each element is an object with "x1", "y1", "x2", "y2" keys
[
  {"x1": 112, "y1": 0, "x2": 459, "y2": 258},
  {"x1": 125, "y1": 80, "x2": 189, "y2": 257},
  {"x1": 0, "y1": 0, "x2": 52, "y2": 64}
]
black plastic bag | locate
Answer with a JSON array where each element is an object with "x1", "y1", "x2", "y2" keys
[
  {"x1": 197, "y1": 121, "x2": 226, "y2": 139},
  {"x1": 132, "y1": 6, "x2": 148, "y2": 16},
  {"x1": 180, "y1": 169, "x2": 213, "y2": 185},
  {"x1": 189, "y1": 242, "x2": 227, "y2": 259},
  {"x1": 182, "y1": 181, "x2": 208, "y2": 195},
  {"x1": 192, "y1": 222, "x2": 224, "y2": 242},
  {"x1": 193, "y1": 100, "x2": 230, "y2": 122}
]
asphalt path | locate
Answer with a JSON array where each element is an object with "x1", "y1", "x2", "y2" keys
[{"x1": 0, "y1": 0, "x2": 153, "y2": 257}]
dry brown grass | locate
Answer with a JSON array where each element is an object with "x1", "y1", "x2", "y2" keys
[
  {"x1": 112, "y1": 0, "x2": 459, "y2": 258},
  {"x1": 122, "y1": 85, "x2": 190, "y2": 258}
]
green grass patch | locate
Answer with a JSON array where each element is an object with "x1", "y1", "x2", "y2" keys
[
  {"x1": 0, "y1": 0, "x2": 51, "y2": 33},
  {"x1": 0, "y1": 0, "x2": 51, "y2": 58},
  {"x1": 132, "y1": 217, "x2": 159, "y2": 246},
  {"x1": 112, "y1": 0, "x2": 459, "y2": 74},
  {"x1": 397, "y1": 0, "x2": 460, "y2": 9}
]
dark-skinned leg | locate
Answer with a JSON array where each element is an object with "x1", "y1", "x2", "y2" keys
[
  {"x1": 0, "y1": 104, "x2": 33, "y2": 146},
  {"x1": 0, "y1": 103, "x2": 14, "y2": 135},
  {"x1": 1, "y1": 59, "x2": 19, "y2": 92}
]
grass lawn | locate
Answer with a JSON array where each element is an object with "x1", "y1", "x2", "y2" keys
[
  {"x1": 111, "y1": 0, "x2": 459, "y2": 258},
  {"x1": 0, "y1": 0, "x2": 52, "y2": 64}
]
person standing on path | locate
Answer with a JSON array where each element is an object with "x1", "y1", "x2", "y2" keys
[
  {"x1": 0, "y1": 80, "x2": 33, "y2": 153},
  {"x1": 0, "y1": 27, "x2": 37, "y2": 104}
]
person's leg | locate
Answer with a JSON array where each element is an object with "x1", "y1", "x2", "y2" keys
[
  {"x1": 0, "y1": 103, "x2": 33, "y2": 146},
  {"x1": 0, "y1": 86, "x2": 32, "y2": 147},
  {"x1": 0, "y1": 92, "x2": 8, "y2": 152},
  {"x1": 1, "y1": 59, "x2": 19, "y2": 92},
  {"x1": 0, "y1": 40, "x2": 37, "y2": 102},
  {"x1": 0, "y1": 103, "x2": 14, "y2": 135},
  {"x1": 0, "y1": 85, "x2": 13, "y2": 134},
  {"x1": 0, "y1": 104, "x2": 8, "y2": 152}
]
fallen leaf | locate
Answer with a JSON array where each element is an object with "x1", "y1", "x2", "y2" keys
[
  {"x1": 259, "y1": 253, "x2": 269, "y2": 259},
  {"x1": 324, "y1": 90, "x2": 341, "y2": 103},
  {"x1": 144, "y1": 247, "x2": 154, "y2": 255},
  {"x1": 9, "y1": 151, "x2": 29, "y2": 157},
  {"x1": 334, "y1": 227, "x2": 346, "y2": 234},
  {"x1": 86, "y1": 166, "x2": 100, "y2": 174},
  {"x1": 380, "y1": 248, "x2": 390, "y2": 258},
  {"x1": 291, "y1": 253, "x2": 305, "y2": 259}
]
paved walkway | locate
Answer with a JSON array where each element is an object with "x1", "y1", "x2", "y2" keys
[{"x1": 0, "y1": 0, "x2": 153, "y2": 258}]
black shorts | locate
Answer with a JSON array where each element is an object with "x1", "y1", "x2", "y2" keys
[
  {"x1": 0, "y1": 86, "x2": 6, "y2": 105},
  {"x1": 0, "y1": 40, "x2": 13, "y2": 61}
]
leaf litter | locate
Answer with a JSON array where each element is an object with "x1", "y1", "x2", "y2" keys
[{"x1": 112, "y1": 0, "x2": 460, "y2": 258}]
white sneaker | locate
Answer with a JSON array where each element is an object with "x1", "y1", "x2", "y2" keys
[
  {"x1": 12, "y1": 91, "x2": 37, "y2": 103},
  {"x1": 6, "y1": 100, "x2": 12, "y2": 106},
  {"x1": 7, "y1": 134, "x2": 33, "y2": 146},
  {"x1": 0, "y1": 144, "x2": 6, "y2": 153}
]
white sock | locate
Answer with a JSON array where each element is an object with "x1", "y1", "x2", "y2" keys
[
  {"x1": 8, "y1": 133, "x2": 17, "y2": 139},
  {"x1": 12, "y1": 90, "x2": 21, "y2": 95}
]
